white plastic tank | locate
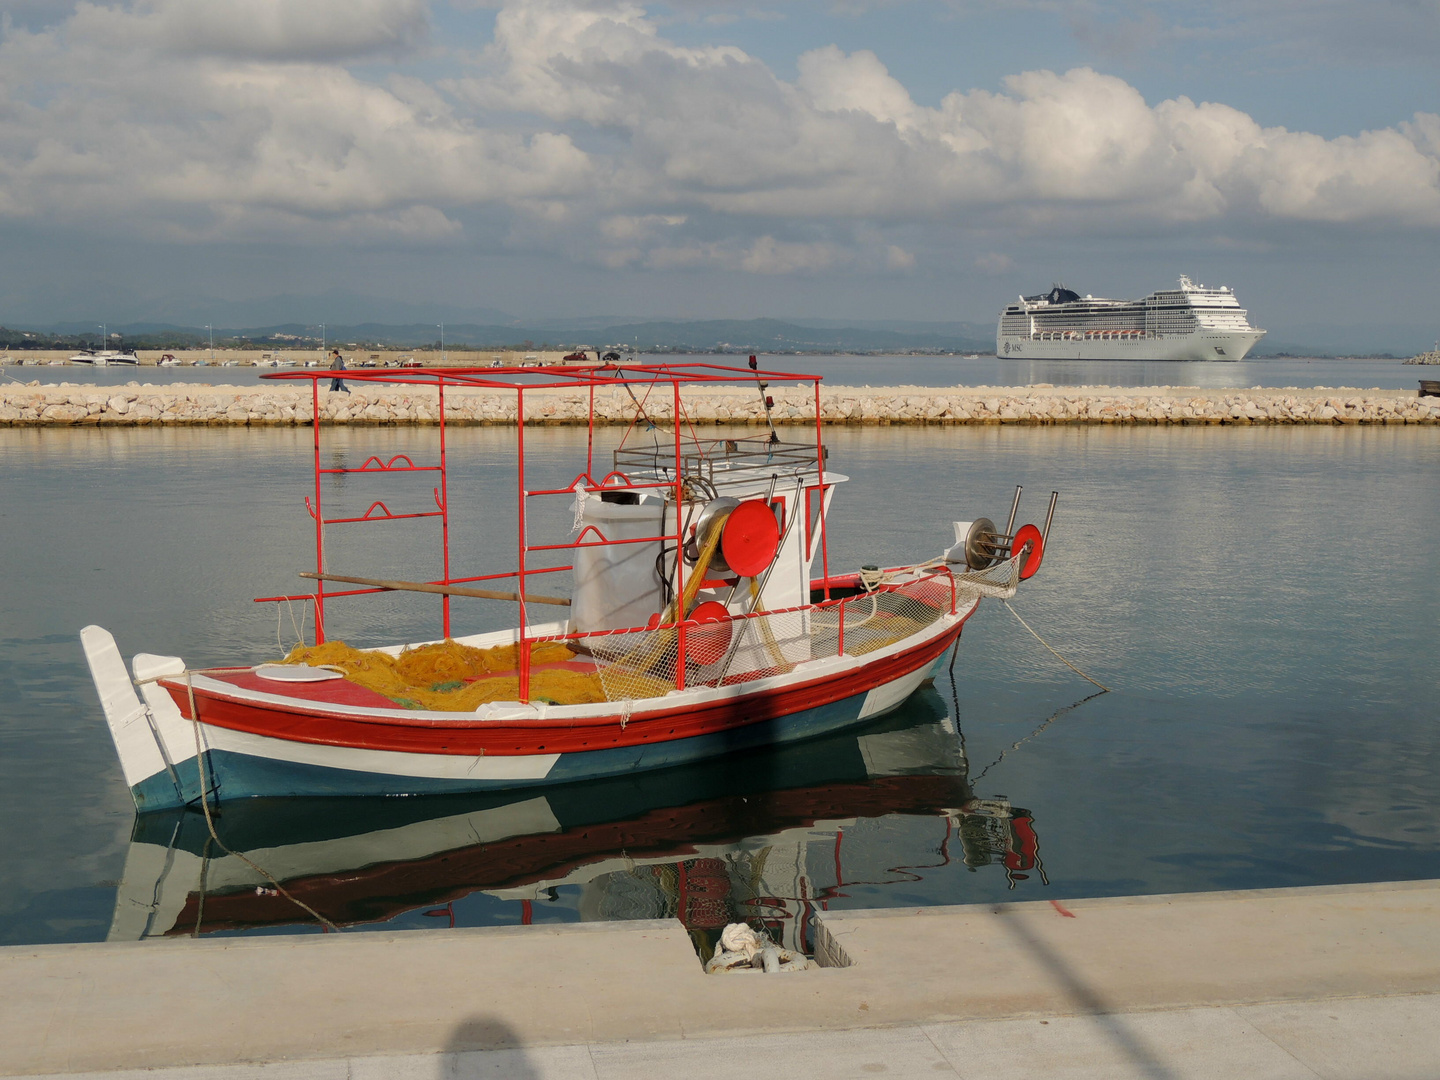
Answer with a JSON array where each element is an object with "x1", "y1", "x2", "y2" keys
[{"x1": 572, "y1": 492, "x2": 668, "y2": 634}]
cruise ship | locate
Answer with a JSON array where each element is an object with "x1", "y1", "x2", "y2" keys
[{"x1": 996, "y1": 275, "x2": 1266, "y2": 361}]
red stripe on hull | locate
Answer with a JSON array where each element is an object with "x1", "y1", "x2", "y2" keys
[{"x1": 162, "y1": 619, "x2": 966, "y2": 758}]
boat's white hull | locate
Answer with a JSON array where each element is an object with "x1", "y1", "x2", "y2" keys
[{"x1": 82, "y1": 599, "x2": 971, "y2": 812}]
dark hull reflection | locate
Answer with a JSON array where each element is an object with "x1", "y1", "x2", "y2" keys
[{"x1": 110, "y1": 688, "x2": 1042, "y2": 951}]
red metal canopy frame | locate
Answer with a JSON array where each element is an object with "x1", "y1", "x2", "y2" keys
[{"x1": 254, "y1": 361, "x2": 838, "y2": 702}]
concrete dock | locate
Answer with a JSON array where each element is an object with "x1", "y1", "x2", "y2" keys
[
  {"x1": 4, "y1": 880, "x2": 1438, "y2": 1078},
  {"x1": 2, "y1": 382, "x2": 1438, "y2": 426}
]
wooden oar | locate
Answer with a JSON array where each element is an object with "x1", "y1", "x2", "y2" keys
[{"x1": 299, "y1": 572, "x2": 570, "y2": 607}]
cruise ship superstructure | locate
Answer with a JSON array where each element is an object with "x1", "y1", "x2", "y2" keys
[{"x1": 996, "y1": 276, "x2": 1265, "y2": 362}]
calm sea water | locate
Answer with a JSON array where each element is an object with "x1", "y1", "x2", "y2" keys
[
  {"x1": 4, "y1": 352, "x2": 1433, "y2": 390},
  {"x1": 1, "y1": 423, "x2": 1437, "y2": 947}
]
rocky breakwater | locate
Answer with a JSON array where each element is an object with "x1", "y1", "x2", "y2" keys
[{"x1": 2, "y1": 382, "x2": 1439, "y2": 426}]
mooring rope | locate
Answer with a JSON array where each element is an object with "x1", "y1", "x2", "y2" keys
[
  {"x1": 970, "y1": 688, "x2": 1109, "y2": 783},
  {"x1": 999, "y1": 600, "x2": 1110, "y2": 692},
  {"x1": 165, "y1": 669, "x2": 341, "y2": 932}
]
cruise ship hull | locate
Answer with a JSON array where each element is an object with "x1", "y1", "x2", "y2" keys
[
  {"x1": 997, "y1": 329, "x2": 1266, "y2": 363},
  {"x1": 997, "y1": 277, "x2": 1266, "y2": 363}
]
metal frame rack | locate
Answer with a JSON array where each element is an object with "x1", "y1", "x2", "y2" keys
[{"x1": 253, "y1": 361, "x2": 835, "y2": 702}]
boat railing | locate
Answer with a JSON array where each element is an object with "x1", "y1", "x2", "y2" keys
[
  {"x1": 522, "y1": 568, "x2": 962, "y2": 700},
  {"x1": 613, "y1": 435, "x2": 823, "y2": 490}
]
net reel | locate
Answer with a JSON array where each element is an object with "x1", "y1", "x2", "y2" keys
[
  {"x1": 682, "y1": 496, "x2": 781, "y2": 578},
  {"x1": 945, "y1": 487, "x2": 1057, "y2": 581}
]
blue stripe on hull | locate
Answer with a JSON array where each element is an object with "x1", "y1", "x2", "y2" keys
[{"x1": 132, "y1": 681, "x2": 881, "y2": 810}]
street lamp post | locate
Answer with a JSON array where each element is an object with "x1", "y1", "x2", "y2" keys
[
  {"x1": 97, "y1": 324, "x2": 105, "y2": 354},
  {"x1": 205, "y1": 325, "x2": 213, "y2": 361},
  {"x1": 438, "y1": 323, "x2": 445, "y2": 365}
]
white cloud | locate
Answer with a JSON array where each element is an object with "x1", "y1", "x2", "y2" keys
[
  {"x1": 0, "y1": 6, "x2": 591, "y2": 242},
  {"x1": 974, "y1": 251, "x2": 1013, "y2": 274},
  {"x1": 885, "y1": 244, "x2": 915, "y2": 270},
  {"x1": 741, "y1": 235, "x2": 844, "y2": 273},
  {"x1": 795, "y1": 45, "x2": 920, "y2": 132},
  {"x1": 68, "y1": 0, "x2": 431, "y2": 61},
  {"x1": 463, "y1": 3, "x2": 1440, "y2": 233},
  {"x1": 0, "y1": 0, "x2": 1437, "y2": 273}
]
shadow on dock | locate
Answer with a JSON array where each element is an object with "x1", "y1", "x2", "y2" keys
[{"x1": 443, "y1": 1017, "x2": 542, "y2": 1078}]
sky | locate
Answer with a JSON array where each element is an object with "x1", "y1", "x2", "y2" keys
[{"x1": 1, "y1": 0, "x2": 1438, "y2": 348}]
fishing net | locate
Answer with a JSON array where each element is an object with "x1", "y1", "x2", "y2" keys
[
  {"x1": 951, "y1": 556, "x2": 1021, "y2": 598},
  {"x1": 282, "y1": 638, "x2": 607, "y2": 710},
  {"x1": 815, "y1": 575, "x2": 953, "y2": 656},
  {"x1": 282, "y1": 570, "x2": 968, "y2": 711},
  {"x1": 586, "y1": 571, "x2": 954, "y2": 702}
]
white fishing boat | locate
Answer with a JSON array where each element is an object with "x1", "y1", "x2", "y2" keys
[{"x1": 83, "y1": 360, "x2": 1055, "y2": 813}]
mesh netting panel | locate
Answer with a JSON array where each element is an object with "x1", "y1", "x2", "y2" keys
[
  {"x1": 831, "y1": 575, "x2": 953, "y2": 656},
  {"x1": 952, "y1": 555, "x2": 1021, "y2": 599},
  {"x1": 589, "y1": 627, "x2": 683, "y2": 705}
]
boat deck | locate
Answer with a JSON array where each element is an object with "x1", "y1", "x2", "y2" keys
[{"x1": 209, "y1": 658, "x2": 604, "y2": 711}]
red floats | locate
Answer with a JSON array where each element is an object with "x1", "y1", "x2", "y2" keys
[
  {"x1": 684, "y1": 601, "x2": 733, "y2": 665},
  {"x1": 721, "y1": 500, "x2": 781, "y2": 577},
  {"x1": 1012, "y1": 523, "x2": 1044, "y2": 579}
]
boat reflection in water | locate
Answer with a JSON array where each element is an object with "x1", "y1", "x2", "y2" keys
[{"x1": 109, "y1": 687, "x2": 1043, "y2": 956}]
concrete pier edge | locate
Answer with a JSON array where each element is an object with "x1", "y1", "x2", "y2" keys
[
  {"x1": 3, "y1": 879, "x2": 1438, "y2": 1077},
  {"x1": 3, "y1": 382, "x2": 1439, "y2": 426}
]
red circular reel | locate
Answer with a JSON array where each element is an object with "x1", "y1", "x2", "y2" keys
[
  {"x1": 1012, "y1": 523, "x2": 1044, "y2": 579},
  {"x1": 721, "y1": 500, "x2": 780, "y2": 578},
  {"x1": 684, "y1": 601, "x2": 733, "y2": 665}
]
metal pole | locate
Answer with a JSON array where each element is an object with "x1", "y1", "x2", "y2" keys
[
  {"x1": 672, "y1": 380, "x2": 686, "y2": 687},
  {"x1": 586, "y1": 382, "x2": 595, "y2": 480},
  {"x1": 813, "y1": 381, "x2": 830, "y2": 600},
  {"x1": 1004, "y1": 485, "x2": 1023, "y2": 537},
  {"x1": 517, "y1": 386, "x2": 529, "y2": 702},
  {"x1": 312, "y1": 378, "x2": 325, "y2": 644},
  {"x1": 439, "y1": 379, "x2": 451, "y2": 638},
  {"x1": 1042, "y1": 491, "x2": 1059, "y2": 546}
]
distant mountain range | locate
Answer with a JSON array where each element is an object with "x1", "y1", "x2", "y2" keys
[
  {"x1": 7, "y1": 286, "x2": 1432, "y2": 356},
  {"x1": 6, "y1": 317, "x2": 996, "y2": 354}
]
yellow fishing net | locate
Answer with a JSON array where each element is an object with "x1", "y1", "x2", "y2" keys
[{"x1": 282, "y1": 638, "x2": 613, "y2": 711}]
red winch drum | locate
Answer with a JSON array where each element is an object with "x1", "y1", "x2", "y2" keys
[
  {"x1": 720, "y1": 500, "x2": 781, "y2": 577},
  {"x1": 1012, "y1": 523, "x2": 1044, "y2": 579}
]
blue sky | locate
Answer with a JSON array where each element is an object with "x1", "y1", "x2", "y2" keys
[{"x1": 1, "y1": 0, "x2": 1437, "y2": 348}]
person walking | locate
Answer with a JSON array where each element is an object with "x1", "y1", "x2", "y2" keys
[{"x1": 328, "y1": 348, "x2": 350, "y2": 393}]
